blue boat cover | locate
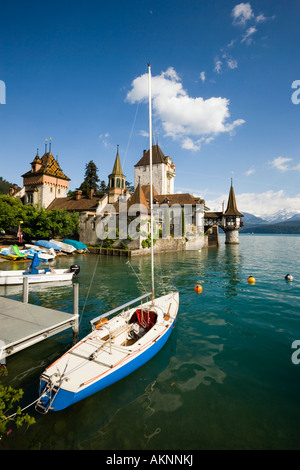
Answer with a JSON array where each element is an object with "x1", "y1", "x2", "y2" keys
[
  {"x1": 62, "y1": 239, "x2": 87, "y2": 250},
  {"x1": 35, "y1": 240, "x2": 62, "y2": 251}
]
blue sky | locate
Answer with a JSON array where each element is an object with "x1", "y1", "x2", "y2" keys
[{"x1": 1, "y1": 0, "x2": 300, "y2": 217}]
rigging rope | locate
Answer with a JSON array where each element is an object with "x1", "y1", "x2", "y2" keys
[
  {"x1": 126, "y1": 260, "x2": 148, "y2": 294},
  {"x1": 122, "y1": 102, "x2": 140, "y2": 170},
  {"x1": 79, "y1": 248, "x2": 101, "y2": 327}
]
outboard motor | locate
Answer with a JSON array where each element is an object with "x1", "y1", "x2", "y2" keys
[{"x1": 70, "y1": 264, "x2": 80, "y2": 277}]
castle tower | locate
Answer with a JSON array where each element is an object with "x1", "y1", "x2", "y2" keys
[
  {"x1": 108, "y1": 146, "x2": 127, "y2": 203},
  {"x1": 21, "y1": 144, "x2": 70, "y2": 207},
  {"x1": 134, "y1": 144, "x2": 176, "y2": 195},
  {"x1": 222, "y1": 180, "x2": 244, "y2": 244}
]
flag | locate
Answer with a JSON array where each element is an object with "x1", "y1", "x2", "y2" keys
[{"x1": 17, "y1": 224, "x2": 23, "y2": 243}]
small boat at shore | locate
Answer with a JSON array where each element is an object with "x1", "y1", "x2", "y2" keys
[
  {"x1": 62, "y1": 239, "x2": 88, "y2": 253},
  {"x1": 49, "y1": 240, "x2": 77, "y2": 253},
  {"x1": 0, "y1": 253, "x2": 80, "y2": 286},
  {"x1": 34, "y1": 240, "x2": 62, "y2": 251},
  {"x1": 0, "y1": 245, "x2": 28, "y2": 261},
  {"x1": 25, "y1": 244, "x2": 57, "y2": 256},
  {"x1": 21, "y1": 248, "x2": 56, "y2": 262}
]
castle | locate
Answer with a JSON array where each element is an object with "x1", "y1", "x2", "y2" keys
[{"x1": 15, "y1": 143, "x2": 243, "y2": 249}]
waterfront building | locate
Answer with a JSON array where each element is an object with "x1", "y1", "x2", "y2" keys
[
  {"x1": 134, "y1": 145, "x2": 175, "y2": 195},
  {"x1": 21, "y1": 144, "x2": 70, "y2": 207}
]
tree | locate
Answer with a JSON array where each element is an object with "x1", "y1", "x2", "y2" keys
[
  {"x1": 0, "y1": 195, "x2": 78, "y2": 239},
  {"x1": 0, "y1": 195, "x2": 24, "y2": 231},
  {"x1": 125, "y1": 181, "x2": 134, "y2": 194},
  {"x1": 0, "y1": 381, "x2": 35, "y2": 441},
  {"x1": 0, "y1": 177, "x2": 20, "y2": 195},
  {"x1": 79, "y1": 161, "x2": 100, "y2": 196}
]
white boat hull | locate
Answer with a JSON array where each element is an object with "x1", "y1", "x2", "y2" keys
[
  {"x1": 49, "y1": 240, "x2": 77, "y2": 253},
  {"x1": 0, "y1": 268, "x2": 75, "y2": 285},
  {"x1": 36, "y1": 292, "x2": 179, "y2": 412}
]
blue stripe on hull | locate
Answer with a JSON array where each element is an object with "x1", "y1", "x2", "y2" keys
[{"x1": 40, "y1": 322, "x2": 174, "y2": 411}]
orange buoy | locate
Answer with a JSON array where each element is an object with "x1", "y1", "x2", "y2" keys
[
  {"x1": 194, "y1": 284, "x2": 203, "y2": 293},
  {"x1": 248, "y1": 275, "x2": 256, "y2": 284}
]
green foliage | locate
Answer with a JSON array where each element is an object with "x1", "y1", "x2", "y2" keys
[
  {"x1": 0, "y1": 177, "x2": 20, "y2": 195},
  {"x1": 0, "y1": 195, "x2": 24, "y2": 231},
  {"x1": 0, "y1": 195, "x2": 79, "y2": 238},
  {"x1": 0, "y1": 382, "x2": 35, "y2": 440},
  {"x1": 125, "y1": 181, "x2": 134, "y2": 194},
  {"x1": 79, "y1": 160, "x2": 106, "y2": 196},
  {"x1": 141, "y1": 234, "x2": 157, "y2": 248}
]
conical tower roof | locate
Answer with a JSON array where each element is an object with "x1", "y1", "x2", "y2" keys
[
  {"x1": 224, "y1": 181, "x2": 243, "y2": 216},
  {"x1": 110, "y1": 146, "x2": 125, "y2": 177}
]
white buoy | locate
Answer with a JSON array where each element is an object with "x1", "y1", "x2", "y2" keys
[{"x1": 285, "y1": 274, "x2": 293, "y2": 281}]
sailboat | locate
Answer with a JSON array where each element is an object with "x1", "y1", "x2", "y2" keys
[{"x1": 35, "y1": 64, "x2": 179, "y2": 413}]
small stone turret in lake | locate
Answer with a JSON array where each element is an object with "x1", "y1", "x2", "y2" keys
[{"x1": 221, "y1": 180, "x2": 244, "y2": 244}]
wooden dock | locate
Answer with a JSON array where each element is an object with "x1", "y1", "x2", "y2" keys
[{"x1": 0, "y1": 283, "x2": 79, "y2": 361}]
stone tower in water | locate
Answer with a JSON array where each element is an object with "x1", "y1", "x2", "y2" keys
[{"x1": 221, "y1": 181, "x2": 244, "y2": 244}]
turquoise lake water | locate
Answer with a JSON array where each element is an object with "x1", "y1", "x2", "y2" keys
[{"x1": 1, "y1": 234, "x2": 300, "y2": 450}]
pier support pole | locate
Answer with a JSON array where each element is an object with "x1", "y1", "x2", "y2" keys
[
  {"x1": 73, "y1": 282, "x2": 79, "y2": 340},
  {"x1": 22, "y1": 276, "x2": 29, "y2": 303}
]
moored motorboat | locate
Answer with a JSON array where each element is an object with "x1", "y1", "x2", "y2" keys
[{"x1": 0, "y1": 253, "x2": 80, "y2": 285}]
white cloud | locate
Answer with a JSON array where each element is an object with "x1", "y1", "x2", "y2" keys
[
  {"x1": 245, "y1": 167, "x2": 255, "y2": 176},
  {"x1": 214, "y1": 57, "x2": 223, "y2": 74},
  {"x1": 206, "y1": 189, "x2": 300, "y2": 218},
  {"x1": 200, "y1": 71, "x2": 206, "y2": 83},
  {"x1": 270, "y1": 156, "x2": 300, "y2": 171},
  {"x1": 139, "y1": 130, "x2": 149, "y2": 138},
  {"x1": 226, "y1": 57, "x2": 238, "y2": 70},
  {"x1": 99, "y1": 132, "x2": 110, "y2": 147},
  {"x1": 255, "y1": 14, "x2": 267, "y2": 23},
  {"x1": 232, "y1": 3, "x2": 254, "y2": 25},
  {"x1": 182, "y1": 137, "x2": 201, "y2": 152},
  {"x1": 241, "y1": 26, "x2": 257, "y2": 44},
  {"x1": 126, "y1": 67, "x2": 245, "y2": 150}
]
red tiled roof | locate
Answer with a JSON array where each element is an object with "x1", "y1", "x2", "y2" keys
[
  {"x1": 46, "y1": 195, "x2": 105, "y2": 211},
  {"x1": 22, "y1": 152, "x2": 70, "y2": 181}
]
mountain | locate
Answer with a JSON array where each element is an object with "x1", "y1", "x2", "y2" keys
[
  {"x1": 241, "y1": 212, "x2": 268, "y2": 227},
  {"x1": 263, "y1": 209, "x2": 300, "y2": 224},
  {"x1": 242, "y1": 219, "x2": 300, "y2": 234},
  {"x1": 240, "y1": 211, "x2": 300, "y2": 234}
]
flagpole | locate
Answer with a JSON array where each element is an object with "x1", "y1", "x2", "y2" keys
[{"x1": 148, "y1": 63, "x2": 155, "y2": 303}]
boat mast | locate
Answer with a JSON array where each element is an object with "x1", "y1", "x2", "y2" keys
[{"x1": 148, "y1": 62, "x2": 155, "y2": 303}]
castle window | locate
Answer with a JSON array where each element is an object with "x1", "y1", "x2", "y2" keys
[
  {"x1": 50, "y1": 187, "x2": 53, "y2": 193},
  {"x1": 116, "y1": 178, "x2": 120, "y2": 188},
  {"x1": 111, "y1": 178, "x2": 114, "y2": 188},
  {"x1": 122, "y1": 179, "x2": 124, "y2": 189}
]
